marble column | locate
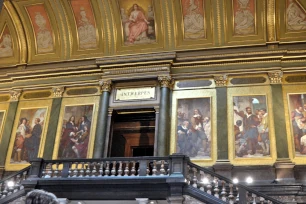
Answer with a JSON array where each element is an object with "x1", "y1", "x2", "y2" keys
[
  {"x1": 43, "y1": 87, "x2": 64, "y2": 159},
  {"x1": 0, "y1": 90, "x2": 21, "y2": 166},
  {"x1": 93, "y1": 80, "x2": 112, "y2": 158},
  {"x1": 157, "y1": 76, "x2": 173, "y2": 156}
]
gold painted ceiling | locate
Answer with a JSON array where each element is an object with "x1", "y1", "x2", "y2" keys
[{"x1": 0, "y1": 0, "x2": 306, "y2": 68}]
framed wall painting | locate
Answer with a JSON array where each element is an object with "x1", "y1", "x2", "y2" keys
[
  {"x1": 52, "y1": 96, "x2": 100, "y2": 159},
  {"x1": 170, "y1": 88, "x2": 216, "y2": 166},
  {"x1": 227, "y1": 86, "x2": 276, "y2": 165},
  {"x1": 283, "y1": 84, "x2": 306, "y2": 164},
  {"x1": 5, "y1": 100, "x2": 52, "y2": 171}
]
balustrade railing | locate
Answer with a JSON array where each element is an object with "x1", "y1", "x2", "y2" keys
[
  {"x1": 0, "y1": 166, "x2": 30, "y2": 200},
  {"x1": 186, "y1": 161, "x2": 283, "y2": 204}
]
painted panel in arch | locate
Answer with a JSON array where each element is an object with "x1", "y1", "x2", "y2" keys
[
  {"x1": 0, "y1": 26, "x2": 13, "y2": 58},
  {"x1": 26, "y1": 4, "x2": 54, "y2": 54},
  {"x1": 176, "y1": 98, "x2": 211, "y2": 159},
  {"x1": 233, "y1": 95, "x2": 270, "y2": 158},
  {"x1": 118, "y1": 0, "x2": 156, "y2": 45},
  {"x1": 70, "y1": 0, "x2": 97, "y2": 49},
  {"x1": 10, "y1": 108, "x2": 47, "y2": 164},
  {"x1": 233, "y1": 0, "x2": 255, "y2": 35},
  {"x1": 181, "y1": 0, "x2": 205, "y2": 39},
  {"x1": 288, "y1": 94, "x2": 306, "y2": 156},
  {"x1": 57, "y1": 104, "x2": 94, "y2": 159},
  {"x1": 286, "y1": 0, "x2": 306, "y2": 31}
]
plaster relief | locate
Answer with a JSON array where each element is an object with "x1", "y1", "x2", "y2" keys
[
  {"x1": 0, "y1": 26, "x2": 13, "y2": 58},
  {"x1": 233, "y1": 0, "x2": 255, "y2": 35},
  {"x1": 286, "y1": 0, "x2": 306, "y2": 31}
]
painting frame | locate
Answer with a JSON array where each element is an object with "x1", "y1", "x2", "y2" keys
[
  {"x1": 227, "y1": 86, "x2": 276, "y2": 165},
  {"x1": 170, "y1": 88, "x2": 217, "y2": 166},
  {"x1": 0, "y1": 101, "x2": 9, "y2": 145},
  {"x1": 52, "y1": 96, "x2": 100, "y2": 159},
  {"x1": 283, "y1": 84, "x2": 306, "y2": 164},
  {"x1": 5, "y1": 100, "x2": 52, "y2": 171}
]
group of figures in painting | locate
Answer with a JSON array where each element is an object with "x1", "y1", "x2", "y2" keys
[
  {"x1": 11, "y1": 108, "x2": 46, "y2": 163},
  {"x1": 233, "y1": 96, "x2": 270, "y2": 158},
  {"x1": 176, "y1": 98, "x2": 211, "y2": 158}
]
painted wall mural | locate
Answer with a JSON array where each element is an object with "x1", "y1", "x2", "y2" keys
[
  {"x1": 10, "y1": 108, "x2": 47, "y2": 164},
  {"x1": 119, "y1": 0, "x2": 156, "y2": 45},
  {"x1": 288, "y1": 93, "x2": 306, "y2": 156},
  {"x1": 233, "y1": 0, "x2": 255, "y2": 35},
  {"x1": 70, "y1": 0, "x2": 97, "y2": 49},
  {"x1": 182, "y1": 0, "x2": 205, "y2": 39},
  {"x1": 286, "y1": 0, "x2": 306, "y2": 31},
  {"x1": 57, "y1": 104, "x2": 94, "y2": 159},
  {"x1": 0, "y1": 26, "x2": 13, "y2": 58},
  {"x1": 176, "y1": 98, "x2": 211, "y2": 158},
  {"x1": 26, "y1": 4, "x2": 54, "y2": 54},
  {"x1": 233, "y1": 95, "x2": 270, "y2": 158}
]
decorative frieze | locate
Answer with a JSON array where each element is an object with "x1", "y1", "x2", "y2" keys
[
  {"x1": 214, "y1": 75, "x2": 228, "y2": 87},
  {"x1": 268, "y1": 71, "x2": 283, "y2": 84},
  {"x1": 99, "y1": 80, "x2": 112, "y2": 92},
  {"x1": 9, "y1": 89, "x2": 22, "y2": 101},
  {"x1": 158, "y1": 75, "x2": 174, "y2": 88},
  {"x1": 52, "y1": 87, "x2": 65, "y2": 98}
]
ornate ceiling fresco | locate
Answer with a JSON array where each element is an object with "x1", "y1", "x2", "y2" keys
[{"x1": 0, "y1": 0, "x2": 305, "y2": 68}]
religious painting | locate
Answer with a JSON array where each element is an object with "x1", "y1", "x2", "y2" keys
[
  {"x1": 286, "y1": 0, "x2": 306, "y2": 31},
  {"x1": 233, "y1": 95, "x2": 270, "y2": 158},
  {"x1": 57, "y1": 104, "x2": 94, "y2": 159},
  {"x1": 118, "y1": 0, "x2": 156, "y2": 45},
  {"x1": 0, "y1": 26, "x2": 13, "y2": 58},
  {"x1": 176, "y1": 98, "x2": 211, "y2": 159},
  {"x1": 233, "y1": 0, "x2": 256, "y2": 35},
  {"x1": 287, "y1": 93, "x2": 306, "y2": 156},
  {"x1": 70, "y1": 0, "x2": 98, "y2": 49},
  {"x1": 10, "y1": 108, "x2": 47, "y2": 164},
  {"x1": 26, "y1": 4, "x2": 54, "y2": 54},
  {"x1": 182, "y1": 0, "x2": 205, "y2": 39}
]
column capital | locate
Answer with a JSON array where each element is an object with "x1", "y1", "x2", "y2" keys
[
  {"x1": 158, "y1": 75, "x2": 174, "y2": 88},
  {"x1": 99, "y1": 80, "x2": 112, "y2": 92},
  {"x1": 268, "y1": 71, "x2": 283, "y2": 84},
  {"x1": 52, "y1": 86, "x2": 65, "y2": 98},
  {"x1": 214, "y1": 74, "x2": 228, "y2": 87},
  {"x1": 9, "y1": 89, "x2": 22, "y2": 101}
]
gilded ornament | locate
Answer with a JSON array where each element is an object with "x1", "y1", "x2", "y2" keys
[
  {"x1": 158, "y1": 76, "x2": 174, "y2": 88},
  {"x1": 52, "y1": 87, "x2": 65, "y2": 98},
  {"x1": 9, "y1": 89, "x2": 22, "y2": 101},
  {"x1": 214, "y1": 75, "x2": 228, "y2": 87},
  {"x1": 99, "y1": 80, "x2": 112, "y2": 92},
  {"x1": 268, "y1": 71, "x2": 283, "y2": 84}
]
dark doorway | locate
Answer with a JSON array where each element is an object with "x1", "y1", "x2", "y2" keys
[{"x1": 109, "y1": 109, "x2": 156, "y2": 157}]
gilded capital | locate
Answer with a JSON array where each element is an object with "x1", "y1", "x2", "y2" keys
[
  {"x1": 158, "y1": 76, "x2": 174, "y2": 88},
  {"x1": 99, "y1": 80, "x2": 112, "y2": 92},
  {"x1": 52, "y1": 86, "x2": 65, "y2": 98},
  {"x1": 9, "y1": 89, "x2": 22, "y2": 101},
  {"x1": 268, "y1": 71, "x2": 283, "y2": 84},
  {"x1": 214, "y1": 75, "x2": 228, "y2": 87}
]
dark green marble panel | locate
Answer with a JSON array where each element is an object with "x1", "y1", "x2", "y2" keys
[
  {"x1": 43, "y1": 98, "x2": 62, "y2": 159},
  {"x1": 0, "y1": 102, "x2": 18, "y2": 166},
  {"x1": 216, "y1": 87, "x2": 228, "y2": 160},
  {"x1": 271, "y1": 84, "x2": 289, "y2": 159}
]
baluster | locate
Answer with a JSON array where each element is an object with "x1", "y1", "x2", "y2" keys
[
  {"x1": 221, "y1": 180, "x2": 227, "y2": 202},
  {"x1": 85, "y1": 162, "x2": 91, "y2": 177},
  {"x1": 192, "y1": 168, "x2": 198, "y2": 188},
  {"x1": 92, "y1": 162, "x2": 97, "y2": 177},
  {"x1": 98, "y1": 162, "x2": 103, "y2": 177},
  {"x1": 111, "y1": 161, "x2": 116, "y2": 176},
  {"x1": 206, "y1": 177, "x2": 212, "y2": 195},
  {"x1": 146, "y1": 162, "x2": 150, "y2": 176},
  {"x1": 44, "y1": 163, "x2": 52, "y2": 178},
  {"x1": 160, "y1": 160, "x2": 166, "y2": 176},
  {"x1": 124, "y1": 161, "x2": 129, "y2": 176},
  {"x1": 53, "y1": 163, "x2": 59, "y2": 178},
  {"x1": 2, "y1": 185, "x2": 8, "y2": 197},
  {"x1": 22, "y1": 171, "x2": 27, "y2": 181},
  {"x1": 131, "y1": 161, "x2": 136, "y2": 176},
  {"x1": 152, "y1": 160, "x2": 157, "y2": 176},
  {"x1": 117, "y1": 161, "x2": 123, "y2": 176},
  {"x1": 252, "y1": 193, "x2": 257, "y2": 204},
  {"x1": 68, "y1": 163, "x2": 72, "y2": 177},
  {"x1": 228, "y1": 184, "x2": 235, "y2": 204},
  {"x1": 199, "y1": 171, "x2": 205, "y2": 191},
  {"x1": 79, "y1": 162, "x2": 85, "y2": 177},
  {"x1": 72, "y1": 162, "x2": 79, "y2": 177},
  {"x1": 105, "y1": 161, "x2": 110, "y2": 176},
  {"x1": 42, "y1": 164, "x2": 47, "y2": 178},
  {"x1": 236, "y1": 186, "x2": 239, "y2": 203},
  {"x1": 260, "y1": 197, "x2": 265, "y2": 204},
  {"x1": 213, "y1": 177, "x2": 220, "y2": 198},
  {"x1": 186, "y1": 165, "x2": 191, "y2": 185}
]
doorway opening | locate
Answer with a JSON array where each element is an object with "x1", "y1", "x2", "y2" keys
[{"x1": 109, "y1": 108, "x2": 156, "y2": 157}]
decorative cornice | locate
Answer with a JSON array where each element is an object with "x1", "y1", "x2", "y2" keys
[
  {"x1": 99, "y1": 80, "x2": 112, "y2": 92},
  {"x1": 52, "y1": 86, "x2": 65, "y2": 98},
  {"x1": 9, "y1": 89, "x2": 22, "y2": 101},
  {"x1": 268, "y1": 71, "x2": 283, "y2": 84},
  {"x1": 158, "y1": 75, "x2": 174, "y2": 88},
  {"x1": 214, "y1": 75, "x2": 228, "y2": 87}
]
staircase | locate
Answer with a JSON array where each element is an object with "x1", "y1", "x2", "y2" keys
[{"x1": 0, "y1": 154, "x2": 283, "y2": 204}]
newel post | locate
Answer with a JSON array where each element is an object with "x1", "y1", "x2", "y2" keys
[{"x1": 22, "y1": 158, "x2": 44, "y2": 193}]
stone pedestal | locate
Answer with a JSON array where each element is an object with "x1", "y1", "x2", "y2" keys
[
  {"x1": 274, "y1": 159, "x2": 295, "y2": 183},
  {"x1": 213, "y1": 160, "x2": 233, "y2": 179},
  {"x1": 167, "y1": 196, "x2": 184, "y2": 204}
]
